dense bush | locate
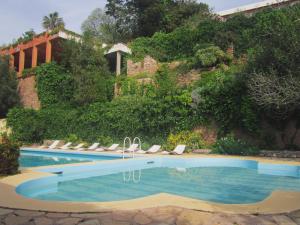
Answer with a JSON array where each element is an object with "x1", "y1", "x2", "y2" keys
[
  {"x1": 7, "y1": 90, "x2": 196, "y2": 144},
  {"x1": 165, "y1": 131, "x2": 205, "y2": 151},
  {"x1": 0, "y1": 135, "x2": 20, "y2": 175},
  {"x1": 193, "y1": 67, "x2": 260, "y2": 135},
  {"x1": 35, "y1": 62, "x2": 74, "y2": 107},
  {"x1": 0, "y1": 56, "x2": 19, "y2": 118},
  {"x1": 6, "y1": 108, "x2": 45, "y2": 143},
  {"x1": 194, "y1": 46, "x2": 232, "y2": 68},
  {"x1": 212, "y1": 135, "x2": 259, "y2": 156},
  {"x1": 129, "y1": 27, "x2": 199, "y2": 62},
  {"x1": 61, "y1": 35, "x2": 114, "y2": 106}
]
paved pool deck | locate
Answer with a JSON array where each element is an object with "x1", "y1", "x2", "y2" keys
[
  {"x1": 1, "y1": 149, "x2": 300, "y2": 224},
  {"x1": 0, "y1": 206, "x2": 300, "y2": 225}
]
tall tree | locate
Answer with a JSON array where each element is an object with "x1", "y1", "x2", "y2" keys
[
  {"x1": 60, "y1": 34, "x2": 114, "y2": 105},
  {"x1": 81, "y1": 8, "x2": 122, "y2": 43},
  {"x1": 0, "y1": 56, "x2": 19, "y2": 118},
  {"x1": 42, "y1": 12, "x2": 65, "y2": 30},
  {"x1": 105, "y1": 0, "x2": 210, "y2": 39}
]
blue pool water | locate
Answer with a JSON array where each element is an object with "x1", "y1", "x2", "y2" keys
[
  {"x1": 20, "y1": 150, "x2": 122, "y2": 168},
  {"x1": 17, "y1": 157, "x2": 300, "y2": 204}
]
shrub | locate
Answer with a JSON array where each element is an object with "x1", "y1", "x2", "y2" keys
[
  {"x1": 165, "y1": 131, "x2": 205, "y2": 151},
  {"x1": 7, "y1": 89, "x2": 195, "y2": 144},
  {"x1": 129, "y1": 26, "x2": 199, "y2": 62},
  {"x1": 96, "y1": 135, "x2": 114, "y2": 146},
  {"x1": 193, "y1": 67, "x2": 260, "y2": 135},
  {"x1": 0, "y1": 55, "x2": 19, "y2": 118},
  {"x1": 64, "y1": 134, "x2": 81, "y2": 144},
  {"x1": 194, "y1": 46, "x2": 232, "y2": 68},
  {"x1": 212, "y1": 135, "x2": 259, "y2": 156},
  {"x1": 7, "y1": 108, "x2": 45, "y2": 143},
  {"x1": 0, "y1": 134, "x2": 20, "y2": 175}
]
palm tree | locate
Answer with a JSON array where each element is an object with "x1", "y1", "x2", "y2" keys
[{"x1": 42, "y1": 12, "x2": 65, "y2": 30}]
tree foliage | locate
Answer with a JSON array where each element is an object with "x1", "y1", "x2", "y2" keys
[
  {"x1": 105, "y1": 0, "x2": 210, "y2": 40},
  {"x1": 0, "y1": 136, "x2": 20, "y2": 175},
  {"x1": 81, "y1": 8, "x2": 122, "y2": 43},
  {"x1": 0, "y1": 56, "x2": 19, "y2": 118},
  {"x1": 16, "y1": 29, "x2": 36, "y2": 44},
  {"x1": 60, "y1": 34, "x2": 114, "y2": 105},
  {"x1": 42, "y1": 12, "x2": 65, "y2": 30}
]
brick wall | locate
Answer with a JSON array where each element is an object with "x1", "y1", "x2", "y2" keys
[
  {"x1": 18, "y1": 75, "x2": 41, "y2": 110},
  {"x1": 127, "y1": 56, "x2": 159, "y2": 77}
]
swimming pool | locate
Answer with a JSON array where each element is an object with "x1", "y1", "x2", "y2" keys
[
  {"x1": 16, "y1": 157, "x2": 300, "y2": 204},
  {"x1": 20, "y1": 149, "x2": 123, "y2": 168}
]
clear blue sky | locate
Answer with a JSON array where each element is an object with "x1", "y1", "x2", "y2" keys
[{"x1": 0, "y1": 0, "x2": 263, "y2": 45}]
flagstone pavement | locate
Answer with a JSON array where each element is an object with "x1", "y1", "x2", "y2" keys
[{"x1": 0, "y1": 206, "x2": 300, "y2": 225}]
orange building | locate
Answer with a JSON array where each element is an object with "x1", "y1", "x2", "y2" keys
[
  {"x1": 0, "y1": 30, "x2": 80, "y2": 77},
  {"x1": 0, "y1": 30, "x2": 80, "y2": 109}
]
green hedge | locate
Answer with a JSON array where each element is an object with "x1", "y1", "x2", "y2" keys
[
  {"x1": 0, "y1": 141, "x2": 20, "y2": 175},
  {"x1": 7, "y1": 92, "x2": 196, "y2": 144},
  {"x1": 212, "y1": 135, "x2": 259, "y2": 156}
]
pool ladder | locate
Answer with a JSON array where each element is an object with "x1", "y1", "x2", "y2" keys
[
  {"x1": 122, "y1": 137, "x2": 142, "y2": 159},
  {"x1": 122, "y1": 137, "x2": 142, "y2": 183},
  {"x1": 123, "y1": 170, "x2": 141, "y2": 183}
]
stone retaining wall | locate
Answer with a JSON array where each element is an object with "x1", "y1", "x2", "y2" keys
[
  {"x1": 127, "y1": 56, "x2": 159, "y2": 77},
  {"x1": 18, "y1": 75, "x2": 40, "y2": 110},
  {"x1": 260, "y1": 150, "x2": 300, "y2": 158}
]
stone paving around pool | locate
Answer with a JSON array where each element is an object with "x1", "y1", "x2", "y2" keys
[{"x1": 0, "y1": 206, "x2": 300, "y2": 225}]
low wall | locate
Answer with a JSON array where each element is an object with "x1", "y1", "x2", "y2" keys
[
  {"x1": 260, "y1": 150, "x2": 300, "y2": 158},
  {"x1": 127, "y1": 56, "x2": 159, "y2": 77}
]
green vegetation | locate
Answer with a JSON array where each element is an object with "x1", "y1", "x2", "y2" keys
[
  {"x1": 35, "y1": 62, "x2": 74, "y2": 107},
  {"x1": 4, "y1": 3, "x2": 300, "y2": 154},
  {"x1": 193, "y1": 46, "x2": 232, "y2": 68},
  {"x1": 165, "y1": 131, "x2": 206, "y2": 152},
  {"x1": 0, "y1": 56, "x2": 19, "y2": 118},
  {"x1": 0, "y1": 134, "x2": 20, "y2": 175},
  {"x1": 42, "y1": 12, "x2": 65, "y2": 31},
  {"x1": 60, "y1": 34, "x2": 114, "y2": 105},
  {"x1": 81, "y1": 8, "x2": 122, "y2": 43},
  {"x1": 212, "y1": 135, "x2": 259, "y2": 156},
  {"x1": 105, "y1": 0, "x2": 210, "y2": 41}
]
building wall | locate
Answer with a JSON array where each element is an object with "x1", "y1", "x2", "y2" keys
[
  {"x1": 127, "y1": 56, "x2": 159, "y2": 77},
  {"x1": 18, "y1": 75, "x2": 41, "y2": 110},
  {"x1": 221, "y1": 0, "x2": 300, "y2": 20}
]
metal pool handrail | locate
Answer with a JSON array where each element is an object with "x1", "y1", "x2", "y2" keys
[
  {"x1": 122, "y1": 137, "x2": 131, "y2": 159},
  {"x1": 133, "y1": 137, "x2": 142, "y2": 159}
]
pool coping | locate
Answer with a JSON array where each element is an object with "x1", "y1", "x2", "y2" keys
[{"x1": 1, "y1": 149, "x2": 300, "y2": 214}]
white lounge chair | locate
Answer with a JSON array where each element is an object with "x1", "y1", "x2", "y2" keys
[
  {"x1": 79, "y1": 143, "x2": 100, "y2": 151},
  {"x1": 106, "y1": 144, "x2": 120, "y2": 151},
  {"x1": 116, "y1": 144, "x2": 139, "y2": 153},
  {"x1": 162, "y1": 145, "x2": 186, "y2": 155},
  {"x1": 136, "y1": 145, "x2": 161, "y2": 154},
  {"x1": 72, "y1": 143, "x2": 85, "y2": 150},
  {"x1": 59, "y1": 142, "x2": 72, "y2": 150},
  {"x1": 95, "y1": 144, "x2": 119, "y2": 152},
  {"x1": 126, "y1": 144, "x2": 139, "y2": 152},
  {"x1": 48, "y1": 140, "x2": 60, "y2": 149}
]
